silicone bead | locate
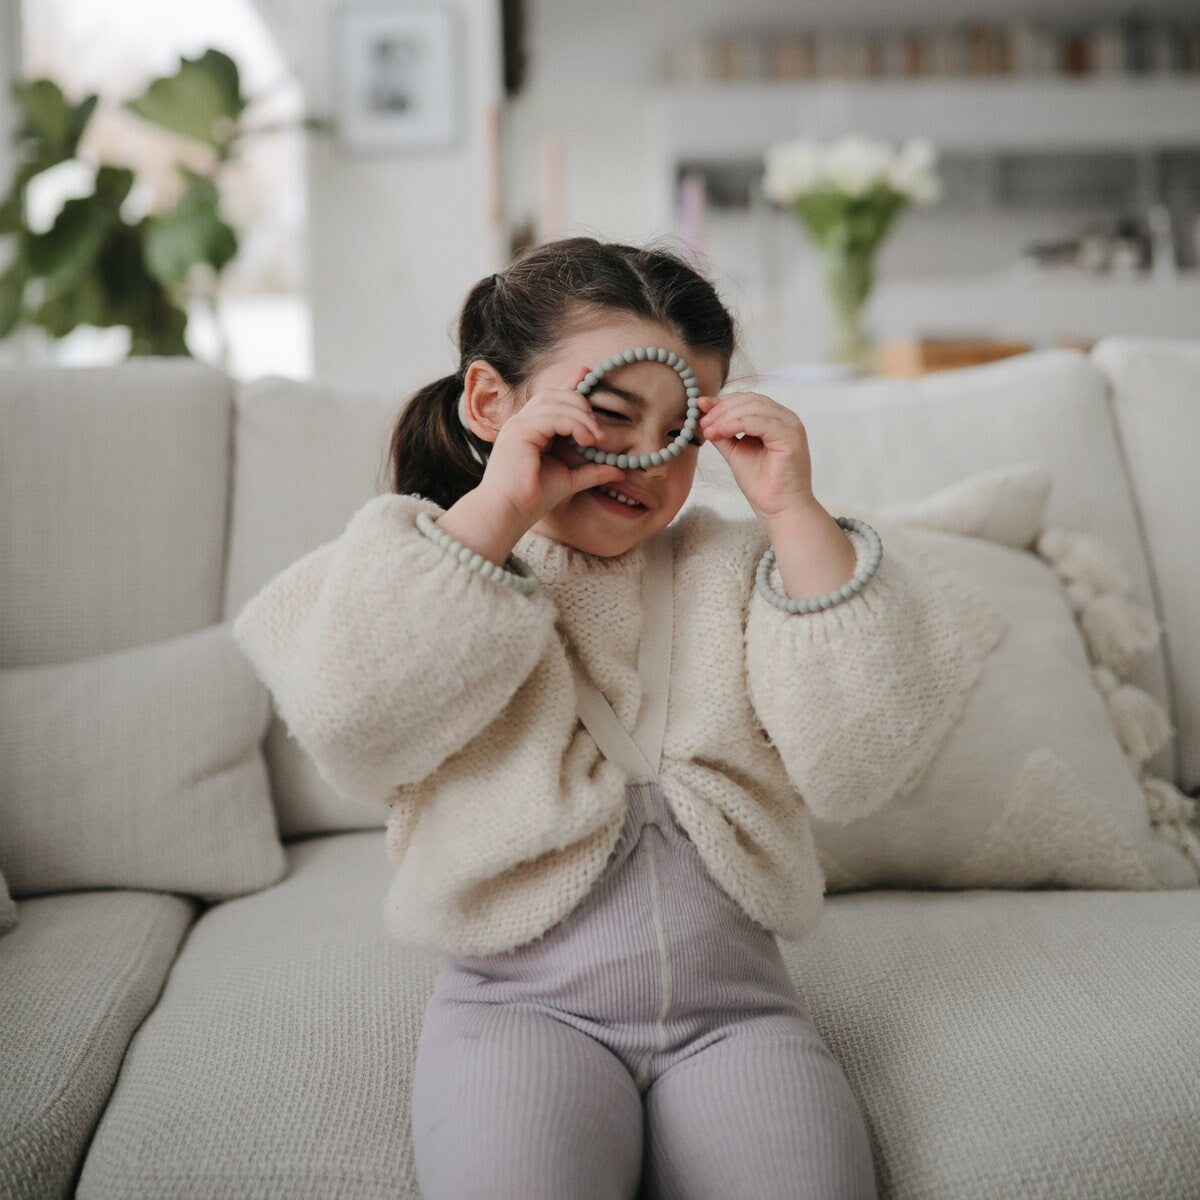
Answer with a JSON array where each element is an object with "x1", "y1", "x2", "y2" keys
[
  {"x1": 755, "y1": 517, "x2": 883, "y2": 613},
  {"x1": 567, "y1": 344, "x2": 703, "y2": 466}
]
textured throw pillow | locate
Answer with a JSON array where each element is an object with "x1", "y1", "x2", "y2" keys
[
  {"x1": 0, "y1": 867, "x2": 16, "y2": 935},
  {"x1": 0, "y1": 622, "x2": 286, "y2": 902},
  {"x1": 809, "y1": 463, "x2": 1200, "y2": 894}
]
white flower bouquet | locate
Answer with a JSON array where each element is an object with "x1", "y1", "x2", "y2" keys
[{"x1": 763, "y1": 134, "x2": 943, "y2": 368}]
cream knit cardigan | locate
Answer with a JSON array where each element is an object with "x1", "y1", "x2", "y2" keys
[{"x1": 232, "y1": 491, "x2": 993, "y2": 959}]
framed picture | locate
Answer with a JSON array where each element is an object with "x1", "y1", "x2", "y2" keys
[{"x1": 332, "y1": 4, "x2": 461, "y2": 154}]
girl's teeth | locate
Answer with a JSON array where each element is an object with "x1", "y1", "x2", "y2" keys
[{"x1": 598, "y1": 486, "x2": 642, "y2": 507}]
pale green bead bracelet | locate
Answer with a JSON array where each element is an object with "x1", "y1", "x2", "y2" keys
[
  {"x1": 415, "y1": 509, "x2": 539, "y2": 595},
  {"x1": 567, "y1": 345, "x2": 702, "y2": 467},
  {"x1": 756, "y1": 517, "x2": 883, "y2": 613}
]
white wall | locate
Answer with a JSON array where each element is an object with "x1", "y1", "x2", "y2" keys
[{"x1": 254, "y1": 0, "x2": 506, "y2": 392}]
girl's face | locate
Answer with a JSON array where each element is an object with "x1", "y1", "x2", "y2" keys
[{"x1": 523, "y1": 315, "x2": 727, "y2": 558}]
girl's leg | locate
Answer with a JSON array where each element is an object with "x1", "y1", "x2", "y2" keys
[
  {"x1": 640, "y1": 1017, "x2": 879, "y2": 1200},
  {"x1": 411, "y1": 996, "x2": 644, "y2": 1200}
]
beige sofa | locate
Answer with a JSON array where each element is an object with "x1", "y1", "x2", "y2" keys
[{"x1": 2, "y1": 338, "x2": 1198, "y2": 1200}]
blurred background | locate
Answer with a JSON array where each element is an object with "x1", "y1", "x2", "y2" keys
[{"x1": 0, "y1": 0, "x2": 1197, "y2": 393}]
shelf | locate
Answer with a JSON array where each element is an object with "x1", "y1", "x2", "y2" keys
[
  {"x1": 648, "y1": 78, "x2": 1200, "y2": 153},
  {"x1": 647, "y1": 78, "x2": 1200, "y2": 227}
]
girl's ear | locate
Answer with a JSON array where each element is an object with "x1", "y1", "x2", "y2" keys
[{"x1": 462, "y1": 360, "x2": 511, "y2": 443}]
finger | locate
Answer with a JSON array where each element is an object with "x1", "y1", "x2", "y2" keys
[
  {"x1": 700, "y1": 395, "x2": 784, "y2": 429},
  {"x1": 529, "y1": 397, "x2": 605, "y2": 444},
  {"x1": 570, "y1": 461, "x2": 626, "y2": 495},
  {"x1": 696, "y1": 391, "x2": 751, "y2": 413},
  {"x1": 702, "y1": 409, "x2": 787, "y2": 443},
  {"x1": 699, "y1": 393, "x2": 759, "y2": 426}
]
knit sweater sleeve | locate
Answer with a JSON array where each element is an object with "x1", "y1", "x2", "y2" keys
[
  {"x1": 231, "y1": 491, "x2": 559, "y2": 806},
  {"x1": 741, "y1": 518, "x2": 980, "y2": 825}
]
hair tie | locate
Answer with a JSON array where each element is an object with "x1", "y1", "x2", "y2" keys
[{"x1": 491, "y1": 272, "x2": 503, "y2": 287}]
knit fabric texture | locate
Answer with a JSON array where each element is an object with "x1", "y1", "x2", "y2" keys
[{"x1": 232, "y1": 491, "x2": 991, "y2": 958}]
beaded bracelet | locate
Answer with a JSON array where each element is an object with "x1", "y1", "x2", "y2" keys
[
  {"x1": 414, "y1": 510, "x2": 540, "y2": 595},
  {"x1": 755, "y1": 517, "x2": 883, "y2": 613}
]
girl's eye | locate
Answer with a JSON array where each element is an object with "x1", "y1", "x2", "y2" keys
[{"x1": 595, "y1": 407, "x2": 683, "y2": 439}]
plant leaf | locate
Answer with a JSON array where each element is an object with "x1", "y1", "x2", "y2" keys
[
  {"x1": 142, "y1": 170, "x2": 238, "y2": 287},
  {"x1": 123, "y1": 49, "x2": 247, "y2": 150},
  {"x1": 24, "y1": 166, "x2": 134, "y2": 293},
  {"x1": 11, "y1": 79, "x2": 97, "y2": 167}
]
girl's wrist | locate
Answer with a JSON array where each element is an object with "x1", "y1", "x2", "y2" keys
[
  {"x1": 438, "y1": 489, "x2": 528, "y2": 568},
  {"x1": 761, "y1": 503, "x2": 857, "y2": 599}
]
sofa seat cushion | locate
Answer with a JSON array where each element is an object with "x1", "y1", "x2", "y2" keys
[
  {"x1": 0, "y1": 890, "x2": 196, "y2": 1200},
  {"x1": 75, "y1": 831, "x2": 440, "y2": 1200},
  {"x1": 778, "y1": 887, "x2": 1200, "y2": 1200},
  {"x1": 76, "y1": 827, "x2": 1200, "y2": 1200}
]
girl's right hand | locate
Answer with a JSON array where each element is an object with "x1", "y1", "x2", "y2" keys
[{"x1": 476, "y1": 366, "x2": 628, "y2": 531}]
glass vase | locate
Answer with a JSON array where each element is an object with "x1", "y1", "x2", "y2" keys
[{"x1": 821, "y1": 243, "x2": 876, "y2": 371}]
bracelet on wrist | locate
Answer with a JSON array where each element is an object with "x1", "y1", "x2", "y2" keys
[
  {"x1": 415, "y1": 510, "x2": 539, "y2": 595},
  {"x1": 755, "y1": 516, "x2": 882, "y2": 613}
]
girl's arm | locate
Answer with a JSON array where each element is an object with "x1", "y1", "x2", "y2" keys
[
  {"x1": 744, "y1": 517, "x2": 1005, "y2": 824},
  {"x1": 232, "y1": 492, "x2": 558, "y2": 806},
  {"x1": 694, "y1": 388, "x2": 1004, "y2": 826}
]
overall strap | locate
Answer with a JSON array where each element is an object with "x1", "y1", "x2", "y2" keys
[{"x1": 569, "y1": 527, "x2": 674, "y2": 783}]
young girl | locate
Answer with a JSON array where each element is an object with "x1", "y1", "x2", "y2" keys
[{"x1": 232, "y1": 237, "x2": 970, "y2": 1200}]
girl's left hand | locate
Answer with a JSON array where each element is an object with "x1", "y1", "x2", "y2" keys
[{"x1": 696, "y1": 392, "x2": 818, "y2": 525}]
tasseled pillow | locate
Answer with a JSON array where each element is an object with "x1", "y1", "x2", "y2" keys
[{"x1": 809, "y1": 462, "x2": 1200, "y2": 895}]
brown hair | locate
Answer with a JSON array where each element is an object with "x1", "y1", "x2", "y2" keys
[{"x1": 387, "y1": 236, "x2": 739, "y2": 510}]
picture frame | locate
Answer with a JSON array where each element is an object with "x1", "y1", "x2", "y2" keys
[{"x1": 332, "y1": 3, "x2": 461, "y2": 154}]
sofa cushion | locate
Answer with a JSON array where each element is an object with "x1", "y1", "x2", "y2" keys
[
  {"x1": 0, "y1": 623, "x2": 286, "y2": 902},
  {"x1": 75, "y1": 831, "x2": 437, "y2": 1200},
  {"x1": 777, "y1": 887, "x2": 1200, "y2": 1200},
  {"x1": 720, "y1": 347, "x2": 1174, "y2": 786},
  {"x1": 223, "y1": 375, "x2": 402, "y2": 838},
  {"x1": 1090, "y1": 337, "x2": 1200, "y2": 794},
  {"x1": 74, "y1": 829, "x2": 1200, "y2": 1200},
  {"x1": 0, "y1": 359, "x2": 233, "y2": 668},
  {"x1": 0, "y1": 889, "x2": 196, "y2": 1200},
  {"x1": 791, "y1": 465, "x2": 1200, "y2": 893}
]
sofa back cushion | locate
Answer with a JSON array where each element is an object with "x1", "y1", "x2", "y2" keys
[
  {"x1": 0, "y1": 359, "x2": 233, "y2": 665},
  {"x1": 1090, "y1": 337, "x2": 1200, "y2": 795},
  {"x1": 222, "y1": 374, "x2": 403, "y2": 838},
  {"x1": 687, "y1": 347, "x2": 1175, "y2": 786}
]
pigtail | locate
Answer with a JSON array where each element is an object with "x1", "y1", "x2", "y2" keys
[{"x1": 389, "y1": 373, "x2": 490, "y2": 510}]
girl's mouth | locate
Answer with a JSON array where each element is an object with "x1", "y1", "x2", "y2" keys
[{"x1": 587, "y1": 485, "x2": 648, "y2": 516}]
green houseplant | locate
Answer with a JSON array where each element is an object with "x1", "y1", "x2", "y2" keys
[
  {"x1": 763, "y1": 134, "x2": 943, "y2": 371},
  {"x1": 0, "y1": 48, "x2": 325, "y2": 359}
]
